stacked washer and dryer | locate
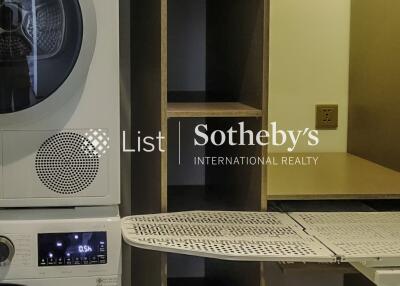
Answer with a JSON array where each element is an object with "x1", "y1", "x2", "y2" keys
[{"x1": 0, "y1": 0, "x2": 121, "y2": 285}]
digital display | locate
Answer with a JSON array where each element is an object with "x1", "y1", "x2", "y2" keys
[{"x1": 38, "y1": 232, "x2": 107, "y2": 267}]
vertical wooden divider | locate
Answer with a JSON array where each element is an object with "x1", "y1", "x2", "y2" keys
[
  {"x1": 261, "y1": 1, "x2": 270, "y2": 286},
  {"x1": 131, "y1": 0, "x2": 168, "y2": 285},
  {"x1": 261, "y1": 0, "x2": 270, "y2": 213},
  {"x1": 161, "y1": 1, "x2": 169, "y2": 285}
]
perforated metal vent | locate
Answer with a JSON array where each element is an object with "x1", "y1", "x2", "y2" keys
[{"x1": 35, "y1": 132, "x2": 100, "y2": 195}]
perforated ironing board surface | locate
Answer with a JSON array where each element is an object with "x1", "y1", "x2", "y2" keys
[
  {"x1": 122, "y1": 211, "x2": 336, "y2": 262},
  {"x1": 291, "y1": 212, "x2": 400, "y2": 266}
]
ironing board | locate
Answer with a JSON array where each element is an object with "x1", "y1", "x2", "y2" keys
[{"x1": 122, "y1": 211, "x2": 400, "y2": 285}]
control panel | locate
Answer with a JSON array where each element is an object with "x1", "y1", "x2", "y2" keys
[
  {"x1": 38, "y1": 232, "x2": 107, "y2": 267},
  {"x1": 0, "y1": 206, "x2": 120, "y2": 281}
]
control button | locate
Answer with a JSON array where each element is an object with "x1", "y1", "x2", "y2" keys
[
  {"x1": 39, "y1": 258, "x2": 47, "y2": 266},
  {"x1": 73, "y1": 257, "x2": 81, "y2": 265},
  {"x1": 65, "y1": 257, "x2": 72, "y2": 265},
  {"x1": 0, "y1": 236, "x2": 15, "y2": 267},
  {"x1": 57, "y1": 257, "x2": 64, "y2": 265},
  {"x1": 90, "y1": 256, "x2": 98, "y2": 264},
  {"x1": 82, "y1": 256, "x2": 89, "y2": 265},
  {"x1": 47, "y1": 257, "x2": 56, "y2": 265},
  {"x1": 98, "y1": 255, "x2": 107, "y2": 264}
]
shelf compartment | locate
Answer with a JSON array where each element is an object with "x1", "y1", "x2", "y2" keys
[
  {"x1": 122, "y1": 211, "x2": 336, "y2": 263},
  {"x1": 167, "y1": 0, "x2": 265, "y2": 109},
  {"x1": 167, "y1": 117, "x2": 266, "y2": 212},
  {"x1": 167, "y1": 102, "x2": 262, "y2": 118}
]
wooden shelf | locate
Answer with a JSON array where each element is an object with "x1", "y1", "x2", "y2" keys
[
  {"x1": 167, "y1": 102, "x2": 263, "y2": 118},
  {"x1": 267, "y1": 153, "x2": 400, "y2": 200}
]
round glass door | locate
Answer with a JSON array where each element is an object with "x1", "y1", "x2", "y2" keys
[{"x1": 0, "y1": 0, "x2": 83, "y2": 114}]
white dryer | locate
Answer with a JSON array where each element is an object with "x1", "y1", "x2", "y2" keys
[
  {"x1": 0, "y1": 206, "x2": 121, "y2": 286},
  {"x1": 0, "y1": 0, "x2": 120, "y2": 207}
]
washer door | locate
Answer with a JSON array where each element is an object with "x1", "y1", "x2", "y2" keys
[{"x1": 0, "y1": 0, "x2": 83, "y2": 114}]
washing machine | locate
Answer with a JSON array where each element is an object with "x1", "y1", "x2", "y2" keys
[
  {"x1": 0, "y1": 206, "x2": 121, "y2": 285},
  {"x1": 0, "y1": 0, "x2": 120, "y2": 207}
]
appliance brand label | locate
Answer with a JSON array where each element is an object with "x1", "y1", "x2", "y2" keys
[{"x1": 96, "y1": 277, "x2": 119, "y2": 286}]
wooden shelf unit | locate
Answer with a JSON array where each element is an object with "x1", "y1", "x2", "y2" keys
[{"x1": 132, "y1": 0, "x2": 269, "y2": 285}]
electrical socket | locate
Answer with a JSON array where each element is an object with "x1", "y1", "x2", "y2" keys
[{"x1": 316, "y1": 104, "x2": 338, "y2": 130}]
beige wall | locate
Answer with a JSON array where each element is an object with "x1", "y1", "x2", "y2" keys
[{"x1": 268, "y1": 0, "x2": 351, "y2": 152}]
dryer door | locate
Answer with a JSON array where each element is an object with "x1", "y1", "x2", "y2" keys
[{"x1": 0, "y1": 0, "x2": 83, "y2": 114}]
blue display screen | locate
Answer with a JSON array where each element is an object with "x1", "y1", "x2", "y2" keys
[{"x1": 38, "y1": 232, "x2": 107, "y2": 267}]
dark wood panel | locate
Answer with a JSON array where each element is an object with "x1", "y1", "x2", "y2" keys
[
  {"x1": 133, "y1": 249, "x2": 167, "y2": 286},
  {"x1": 131, "y1": 0, "x2": 166, "y2": 285},
  {"x1": 168, "y1": 185, "x2": 232, "y2": 212},
  {"x1": 206, "y1": 0, "x2": 265, "y2": 109},
  {"x1": 168, "y1": 91, "x2": 207, "y2": 103},
  {"x1": 168, "y1": 278, "x2": 209, "y2": 286},
  {"x1": 119, "y1": 0, "x2": 132, "y2": 285},
  {"x1": 132, "y1": 0, "x2": 163, "y2": 214},
  {"x1": 348, "y1": 0, "x2": 400, "y2": 172},
  {"x1": 206, "y1": 259, "x2": 262, "y2": 286},
  {"x1": 344, "y1": 274, "x2": 375, "y2": 286}
]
